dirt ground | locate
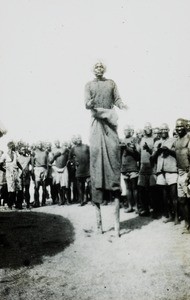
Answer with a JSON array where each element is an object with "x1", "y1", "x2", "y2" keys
[{"x1": 0, "y1": 201, "x2": 190, "y2": 300}]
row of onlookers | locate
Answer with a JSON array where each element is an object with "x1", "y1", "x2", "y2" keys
[
  {"x1": 0, "y1": 135, "x2": 91, "y2": 209},
  {"x1": 119, "y1": 118, "x2": 190, "y2": 234},
  {"x1": 0, "y1": 118, "x2": 190, "y2": 233}
]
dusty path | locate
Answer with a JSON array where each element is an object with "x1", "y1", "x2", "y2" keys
[{"x1": 0, "y1": 203, "x2": 190, "y2": 300}]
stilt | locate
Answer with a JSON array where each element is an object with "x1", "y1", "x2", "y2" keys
[
  {"x1": 114, "y1": 197, "x2": 120, "y2": 237},
  {"x1": 94, "y1": 202, "x2": 103, "y2": 234}
]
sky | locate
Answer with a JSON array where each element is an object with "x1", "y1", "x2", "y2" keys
[{"x1": 1, "y1": 0, "x2": 190, "y2": 150}]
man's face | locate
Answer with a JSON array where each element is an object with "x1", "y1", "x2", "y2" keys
[
  {"x1": 19, "y1": 147, "x2": 25, "y2": 155},
  {"x1": 62, "y1": 141, "x2": 68, "y2": 148},
  {"x1": 153, "y1": 128, "x2": 161, "y2": 139},
  {"x1": 186, "y1": 121, "x2": 190, "y2": 132},
  {"x1": 94, "y1": 63, "x2": 105, "y2": 78},
  {"x1": 75, "y1": 136, "x2": 82, "y2": 145},
  {"x1": 8, "y1": 142, "x2": 15, "y2": 151},
  {"x1": 144, "y1": 125, "x2": 152, "y2": 136},
  {"x1": 160, "y1": 128, "x2": 169, "y2": 139},
  {"x1": 124, "y1": 129, "x2": 131, "y2": 138},
  {"x1": 176, "y1": 121, "x2": 186, "y2": 137},
  {"x1": 46, "y1": 143, "x2": 52, "y2": 152},
  {"x1": 136, "y1": 130, "x2": 143, "y2": 139},
  {"x1": 71, "y1": 136, "x2": 77, "y2": 145},
  {"x1": 36, "y1": 142, "x2": 43, "y2": 150},
  {"x1": 54, "y1": 140, "x2": 60, "y2": 148}
]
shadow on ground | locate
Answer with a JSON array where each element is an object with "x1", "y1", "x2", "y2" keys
[
  {"x1": 0, "y1": 212, "x2": 75, "y2": 269},
  {"x1": 105, "y1": 214, "x2": 154, "y2": 235},
  {"x1": 119, "y1": 215, "x2": 154, "y2": 235}
]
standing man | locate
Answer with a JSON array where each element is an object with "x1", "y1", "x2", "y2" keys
[
  {"x1": 69, "y1": 135, "x2": 90, "y2": 206},
  {"x1": 51, "y1": 140, "x2": 62, "y2": 203},
  {"x1": 135, "y1": 129, "x2": 144, "y2": 145},
  {"x1": 17, "y1": 144, "x2": 32, "y2": 209},
  {"x1": 175, "y1": 118, "x2": 190, "y2": 233},
  {"x1": 153, "y1": 127, "x2": 161, "y2": 142},
  {"x1": 0, "y1": 150, "x2": 8, "y2": 206},
  {"x1": 138, "y1": 123, "x2": 157, "y2": 216},
  {"x1": 85, "y1": 62, "x2": 127, "y2": 236},
  {"x1": 151, "y1": 123, "x2": 178, "y2": 222},
  {"x1": 50, "y1": 142, "x2": 69, "y2": 205},
  {"x1": 45, "y1": 142, "x2": 58, "y2": 205},
  {"x1": 67, "y1": 137, "x2": 78, "y2": 203},
  {"x1": 31, "y1": 141, "x2": 48, "y2": 207},
  {"x1": 120, "y1": 125, "x2": 140, "y2": 213},
  {"x1": 0, "y1": 141, "x2": 23, "y2": 209}
]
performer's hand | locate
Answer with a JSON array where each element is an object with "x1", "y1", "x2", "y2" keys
[
  {"x1": 120, "y1": 103, "x2": 128, "y2": 110},
  {"x1": 87, "y1": 99, "x2": 95, "y2": 109}
]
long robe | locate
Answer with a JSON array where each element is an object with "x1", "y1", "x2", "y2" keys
[{"x1": 85, "y1": 77, "x2": 125, "y2": 203}]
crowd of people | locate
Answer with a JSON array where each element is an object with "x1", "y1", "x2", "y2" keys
[
  {"x1": 119, "y1": 118, "x2": 190, "y2": 234},
  {"x1": 0, "y1": 117, "x2": 190, "y2": 233},
  {"x1": 0, "y1": 135, "x2": 90, "y2": 210},
  {"x1": 1, "y1": 58, "x2": 190, "y2": 237}
]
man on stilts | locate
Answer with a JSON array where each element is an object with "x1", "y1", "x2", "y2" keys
[{"x1": 85, "y1": 62, "x2": 127, "y2": 237}]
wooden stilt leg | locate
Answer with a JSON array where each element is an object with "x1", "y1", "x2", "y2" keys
[
  {"x1": 114, "y1": 198, "x2": 120, "y2": 237},
  {"x1": 94, "y1": 202, "x2": 103, "y2": 234}
]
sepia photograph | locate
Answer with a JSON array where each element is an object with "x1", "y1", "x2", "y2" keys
[{"x1": 0, "y1": 0, "x2": 190, "y2": 299}]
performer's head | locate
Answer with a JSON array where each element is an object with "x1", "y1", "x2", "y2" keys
[{"x1": 93, "y1": 62, "x2": 106, "y2": 78}]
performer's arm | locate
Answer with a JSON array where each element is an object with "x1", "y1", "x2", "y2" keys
[
  {"x1": 85, "y1": 83, "x2": 95, "y2": 109},
  {"x1": 113, "y1": 81, "x2": 128, "y2": 110}
]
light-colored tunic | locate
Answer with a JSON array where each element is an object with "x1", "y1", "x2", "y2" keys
[
  {"x1": 53, "y1": 166, "x2": 69, "y2": 187},
  {"x1": 0, "y1": 152, "x2": 22, "y2": 192}
]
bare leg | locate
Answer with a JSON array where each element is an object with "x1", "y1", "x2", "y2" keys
[
  {"x1": 179, "y1": 197, "x2": 190, "y2": 233},
  {"x1": 94, "y1": 202, "x2": 103, "y2": 234},
  {"x1": 125, "y1": 187, "x2": 133, "y2": 212},
  {"x1": 114, "y1": 197, "x2": 120, "y2": 237},
  {"x1": 24, "y1": 185, "x2": 30, "y2": 208},
  {"x1": 41, "y1": 181, "x2": 47, "y2": 206},
  {"x1": 34, "y1": 182, "x2": 40, "y2": 207},
  {"x1": 169, "y1": 184, "x2": 179, "y2": 225}
]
